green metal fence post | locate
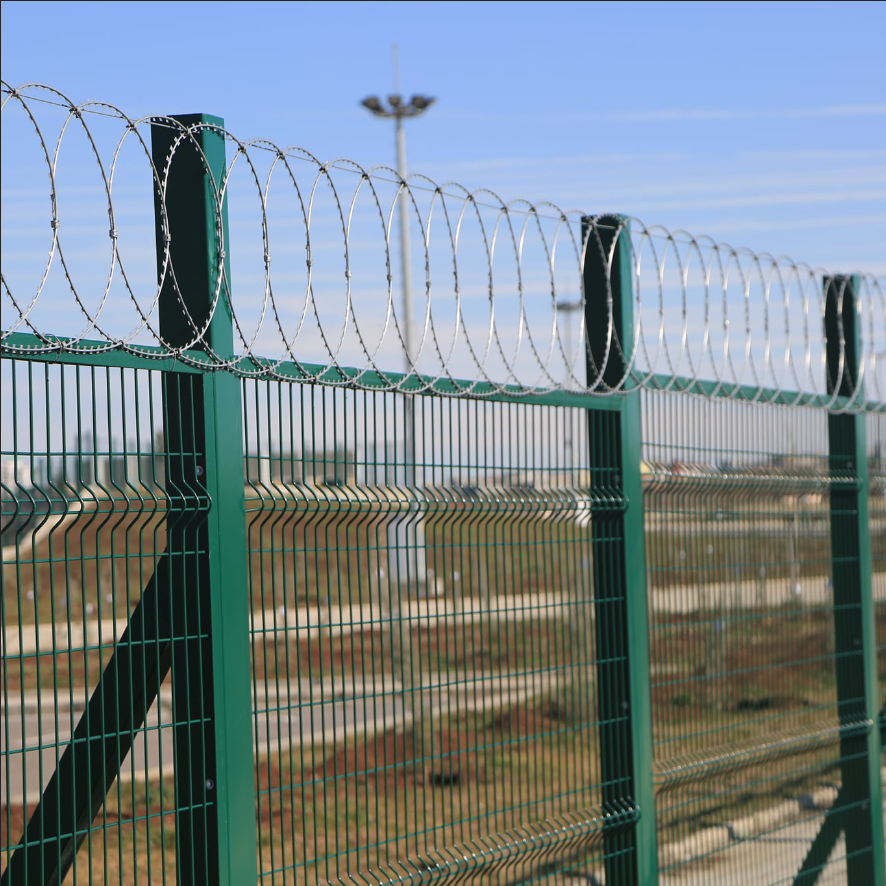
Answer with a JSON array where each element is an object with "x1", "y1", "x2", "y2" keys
[
  {"x1": 151, "y1": 114, "x2": 258, "y2": 886},
  {"x1": 824, "y1": 274, "x2": 885, "y2": 886},
  {"x1": 583, "y1": 215, "x2": 657, "y2": 886}
]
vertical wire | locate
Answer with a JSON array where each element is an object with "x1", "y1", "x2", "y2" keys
[
  {"x1": 117, "y1": 365, "x2": 132, "y2": 885},
  {"x1": 282, "y1": 378, "x2": 300, "y2": 886},
  {"x1": 55, "y1": 362, "x2": 69, "y2": 880}
]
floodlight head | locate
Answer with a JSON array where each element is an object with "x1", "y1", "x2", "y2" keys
[
  {"x1": 387, "y1": 94, "x2": 402, "y2": 108},
  {"x1": 361, "y1": 96, "x2": 384, "y2": 114}
]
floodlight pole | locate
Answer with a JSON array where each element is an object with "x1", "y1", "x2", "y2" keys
[
  {"x1": 360, "y1": 99, "x2": 434, "y2": 370},
  {"x1": 360, "y1": 76, "x2": 435, "y2": 492},
  {"x1": 361, "y1": 70, "x2": 438, "y2": 777},
  {"x1": 394, "y1": 112, "x2": 414, "y2": 366}
]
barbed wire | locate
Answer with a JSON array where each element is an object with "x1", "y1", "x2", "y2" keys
[{"x1": 1, "y1": 81, "x2": 883, "y2": 410}]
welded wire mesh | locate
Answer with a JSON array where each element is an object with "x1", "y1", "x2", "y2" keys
[
  {"x1": 642, "y1": 391, "x2": 882, "y2": 885},
  {"x1": 0, "y1": 360, "x2": 193, "y2": 884},
  {"x1": 242, "y1": 379, "x2": 624, "y2": 885}
]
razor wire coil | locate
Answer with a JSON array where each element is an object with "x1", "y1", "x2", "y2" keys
[{"x1": 2, "y1": 81, "x2": 883, "y2": 410}]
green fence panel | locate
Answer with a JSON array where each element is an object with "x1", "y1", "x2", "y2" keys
[
  {"x1": 643, "y1": 393, "x2": 855, "y2": 884},
  {"x1": 2, "y1": 84, "x2": 885, "y2": 886},
  {"x1": 1, "y1": 361, "x2": 178, "y2": 885},
  {"x1": 241, "y1": 379, "x2": 630, "y2": 886}
]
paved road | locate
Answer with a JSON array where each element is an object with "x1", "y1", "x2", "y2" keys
[
  {"x1": 5, "y1": 679, "x2": 882, "y2": 886},
  {"x1": 2, "y1": 668, "x2": 557, "y2": 805},
  {"x1": 660, "y1": 803, "x2": 885, "y2": 886},
  {"x1": 8, "y1": 568, "x2": 872, "y2": 658},
  {"x1": 5, "y1": 569, "x2": 882, "y2": 802},
  {"x1": 5, "y1": 573, "x2": 883, "y2": 883}
]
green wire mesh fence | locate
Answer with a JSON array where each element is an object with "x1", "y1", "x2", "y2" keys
[
  {"x1": 1, "y1": 85, "x2": 884, "y2": 886},
  {"x1": 243, "y1": 385, "x2": 620, "y2": 886},
  {"x1": 1, "y1": 362, "x2": 204, "y2": 885},
  {"x1": 643, "y1": 394, "x2": 874, "y2": 884}
]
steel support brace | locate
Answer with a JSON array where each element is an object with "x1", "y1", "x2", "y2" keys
[
  {"x1": 583, "y1": 216, "x2": 657, "y2": 886},
  {"x1": 151, "y1": 114, "x2": 257, "y2": 886},
  {"x1": 823, "y1": 274, "x2": 885, "y2": 886},
  {"x1": 792, "y1": 787, "x2": 845, "y2": 886}
]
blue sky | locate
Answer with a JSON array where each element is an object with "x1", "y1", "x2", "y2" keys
[
  {"x1": 1, "y1": 0, "x2": 884, "y2": 459},
  {"x1": 3, "y1": 0, "x2": 884, "y2": 272}
]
